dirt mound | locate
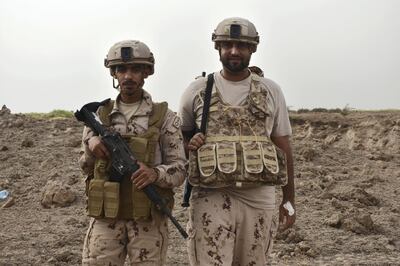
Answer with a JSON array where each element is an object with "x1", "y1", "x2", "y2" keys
[{"x1": 0, "y1": 108, "x2": 399, "y2": 265}]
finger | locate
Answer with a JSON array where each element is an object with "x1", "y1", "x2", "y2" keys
[
  {"x1": 280, "y1": 213, "x2": 296, "y2": 232},
  {"x1": 134, "y1": 173, "x2": 148, "y2": 189},
  {"x1": 196, "y1": 139, "x2": 204, "y2": 146},
  {"x1": 136, "y1": 179, "x2": 148, "y2": 189},
  {"x1": 100, "y1": 145, "x2": 110, "y2": 158},
  {"x1": 133, "y1": 170, "x2": 148, "y2": 183},
  {"x1": 188, "y1": 143, "x2": 199, "y2": 151},
  {"x1": 196, "y1": 133, "x2": 206, "y2": 141},
  {"x1": 279, "y1": 206, "x2": 286, "y2": 223},
  {"x1": 278, "y1": 217, "x2": 288, "y2": 232},
  {"x1": 281, "y1": 219, "x2": 292, "y2": 231},
  {"x1": 194, "y1": 134, "x2": 205, "y2": 144},
  {"x1": 190, "y1": 138, "x2": 198, "y2": 146},
  {"x1": 94, "y1": 148, "x2": 106, "y2": 159},
  {"x1": 286, "y1": 215, "x2": 296, "y2": 228},
  {"x1": 279, "y1": 223, "x2": 289, "y2": 232},
  {"x1": 131, "y1": 168, "x2": 143, "y2": 180},
  {"x1": 190, "y1": 138, "x2": 203, "y2": 149},
  {"x1": 132, "y1": 174, "x2": 142, "y2": 185}
]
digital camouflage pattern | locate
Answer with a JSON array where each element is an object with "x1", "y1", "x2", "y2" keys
[{"x1": 188, "y1": 73, "x2": 287, "y2": 188}]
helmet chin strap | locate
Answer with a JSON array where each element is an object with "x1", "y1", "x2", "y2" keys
[{"x1": 112, "y1": 78, "x2": 120, "y2": 89}]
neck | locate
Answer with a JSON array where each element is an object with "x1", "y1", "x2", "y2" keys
[
  {"x1": 120, "y1": 89, "x2": 143, "y2": 104},
  {"x1": 221, "y1": 68, "x2": 250, "y2": 81}
]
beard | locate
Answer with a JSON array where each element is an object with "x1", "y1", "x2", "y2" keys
[
  {"x1": 220, "y1": 56, "x2": 250, "y2": 73},
  {"x1": 118, "y1": 79, "x2": 144, "y2": 98}
]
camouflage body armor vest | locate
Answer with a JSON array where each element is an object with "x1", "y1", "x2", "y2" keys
[
  {"x1": 188, "y1": 74, "x2": 287, "y2": 188},
  {"x1": 87, "y1": 100, "x2": 173, "y2": 220}
]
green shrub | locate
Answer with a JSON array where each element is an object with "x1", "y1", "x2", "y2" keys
[
  {"x1": 297, "y1": 108, "x2": 310, "y2": 113},
  {"x1": 311, "y1": 108, "x2": 329, "y2": 112},
  {"x1": 26, "y1": 109, "x2": 74, "y2": 119}
]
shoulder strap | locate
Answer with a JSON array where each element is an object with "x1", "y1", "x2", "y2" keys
[
  {"x1": 199, "y1": 73, "x2": 214, "y2": 134},
  {"x1": 148, "y1": 102, "x2": 168, "y2": 129},
  {"x1": 98, "y1": 99, "x2": 114, "y2": 126}
]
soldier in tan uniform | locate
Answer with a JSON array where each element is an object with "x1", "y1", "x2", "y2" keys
[
  {"x1": 179, "y1": 18, "x2": 296, "y2": 265},
  {"x1": 79, "y1": 40, "x2": 186, "y2": 266}
]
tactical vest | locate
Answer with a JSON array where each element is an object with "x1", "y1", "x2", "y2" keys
[
  {"x1": 188, "y1": 74, "x2": 287, "y2": 188},
  {"x1": 87, "y1": 100, "x2": 174, "y2": 220}
]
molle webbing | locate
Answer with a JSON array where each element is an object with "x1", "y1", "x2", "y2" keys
[
  {"x1": 90, "y1": 100, "x2": 170, "y2": 220},
  {"x1": 188, "y1": 75, "x2": 288, "y2": 188},
  {"x1": 206, "y1": 135, "x2": 269, "y2": 142}
]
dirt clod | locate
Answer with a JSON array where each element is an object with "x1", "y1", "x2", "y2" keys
[{"x1": 0, "y1": 109, "x2": 399, "y2": 265}]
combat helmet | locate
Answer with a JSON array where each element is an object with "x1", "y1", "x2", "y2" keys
[
  {"x1": 212, "y1": 17, "x2": 259, "y2": 51},
  {"x1": 104, "y1": 40, "x2": 155, "y2": 76}
]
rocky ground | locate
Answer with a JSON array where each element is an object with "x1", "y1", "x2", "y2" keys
[{"x1": 0, "y1": 105, "x2": 399, "y2": 265}]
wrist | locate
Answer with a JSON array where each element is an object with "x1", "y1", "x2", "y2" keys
[{"x1": 152, "y1": 167, "x2": 160, "y2": 181}]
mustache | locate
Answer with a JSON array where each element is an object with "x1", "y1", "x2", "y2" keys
[{"x1": 121, "y1": 80, "x2": 138, "y2": 86}]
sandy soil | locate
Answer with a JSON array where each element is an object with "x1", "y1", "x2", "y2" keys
[{"x1": 0, "y1": 106, "x2": 399, "y2": 265}]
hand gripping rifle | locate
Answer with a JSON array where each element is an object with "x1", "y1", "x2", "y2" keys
[
  {"x1": 181, "y1": 73, "x2": 214, "y2": 207},
  {"x1": 75, "y1": 99, "x2": 188, "y2": 239}
]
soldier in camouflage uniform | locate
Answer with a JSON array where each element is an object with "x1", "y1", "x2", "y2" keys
[
  {"x1": 179, "y1": 18, "x2": 296, "y2": 265},
  {"x1": 79, "y1": 40, "x2": 186, "y2": 266}
]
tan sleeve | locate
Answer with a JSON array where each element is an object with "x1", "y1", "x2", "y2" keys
[
  {"x1": 263, "y1": 78, "x2": 292, "y2": 137},
  {"x1": 153, "y1": 109, "x2": 187, "y2": 188},
  {"x1": 178, "y1": 78, "x2": 206, "y2": 132},
  {"x1": 78, "y1": 126, "x2": 96, "y2": 175}
]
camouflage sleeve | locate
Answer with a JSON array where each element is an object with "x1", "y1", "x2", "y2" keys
[
  {"x1": 154, "y1": 109, "x2": 187, "y2": 188},
  {"x1": 78, "y1": 126, "x2": 96, "y2": 176}
]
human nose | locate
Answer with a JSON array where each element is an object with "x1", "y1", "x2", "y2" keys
[
  {"x1": 229, "y1": 44, "x2": 240, "y2": 55},
  {"x1": 123, "y1": 68, "x2": 138, "y2": 80}
]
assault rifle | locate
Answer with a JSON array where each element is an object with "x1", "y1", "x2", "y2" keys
[
  {"x1": 181, "y1": 72, "x2": 214, "y2": 207},
  {"x1": 75, "y1": 99, "x2": 188, "y2": 239}
]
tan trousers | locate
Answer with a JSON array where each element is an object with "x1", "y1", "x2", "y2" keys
[
  {"x1": 187, "y1": 190, "x2": 275, "y2": 266},
  {"x1": 82, "y1": 212, "x2": 168, "y2": 266}
]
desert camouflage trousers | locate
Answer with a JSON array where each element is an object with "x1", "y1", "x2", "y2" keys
[
  {"x1": 82, "y1": 212, "x2": 168, "y2": 266},
  {"x1": 187, "y1": 189, "x2": 275, "y2": 266}
]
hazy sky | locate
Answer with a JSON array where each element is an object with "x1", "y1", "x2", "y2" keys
[{"x1": 1, "y1": 0, "x2": 399, "y2": 113}]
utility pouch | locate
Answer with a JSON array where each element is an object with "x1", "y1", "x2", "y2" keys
[
  {"x1": 132, "y1": 184, "x2": 152, "y2": 221},
  {"x1": 216, "y1": 142, "x2": 237, "y2": 174},
  {"x1": 87, "y1": 179, "x2": 105, "y2": 218},
  {"x1": 197, "y1": 143, "x2": 216, "y2": 178},
  {"x1": 188, "y1": 150, "x2": 200, "y2": 185},
  {"x1": 104, "y1": 181, "x2": 120, "y2": 218},
  {"x1": 84, "y1": 174, "x2": 94, "y2": 196},
  {"x1": 242, "y1": 141, "x2": 263, "y2": 174},
  {"x1": 260, "y1": 142, "x2": 288, "y2": 186},
  {"x1": 261, "y1": 142, "x2": 280, "y2": 174}
]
